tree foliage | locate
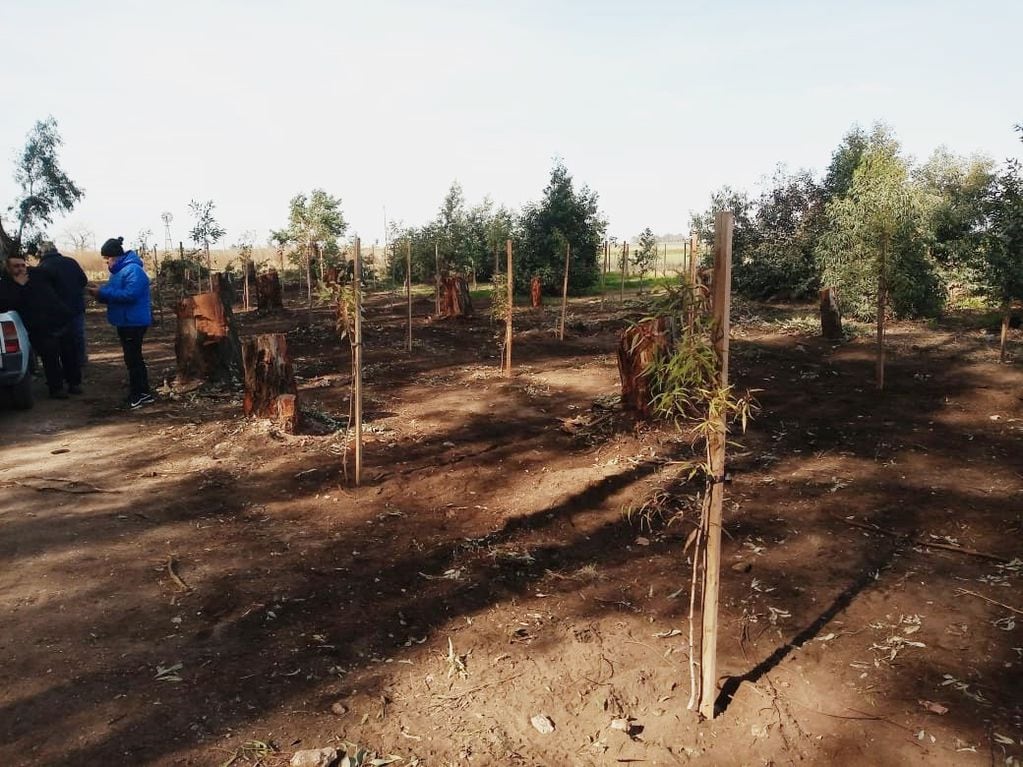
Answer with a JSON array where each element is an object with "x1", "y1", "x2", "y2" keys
[
  {"x1": 517, "y1": 159, "x2": 605, "y2": 293},
  {"x1": 12, "y1": 116, "x2": 83, "y2": 240},
  {"x1": 978, "y1": 156, "x2": 1023, "y2": 307},
  {"x1": 816, "y1": 135, "x2": 941, "y2": 320},
  {"x1": 188, "y1": 200, "x2": 226, "y2": 250}
]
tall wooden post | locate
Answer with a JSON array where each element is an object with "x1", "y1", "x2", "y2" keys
[
  {"x1": 406, "y1": 238, "x2": 413, "y2": 352},
  {"x1": 504, "y1": 239, "x2": 513, "y2": 377},
  {"x1": 1000, "y1": 302, "x2": 1011, "y2": 363},
  {"x1": 876, "y1": 236, "x2": 887, "y2": 390},
  {"x1": 559, "y1": 242, "x2": 570, "y2": 340},
  {"x1": 697, "y1": 210, "x2": 733, "y2": 720},
  {"x1": 619, "y1": 242, "x2": 627, "y2": 303},
  {"x1": 689, "y1": 233, "x2": 698, "y2": 286},
  {"x1": 353, "y1": 238, "x2": 364, "y2": 486},
  {"x1": 434, "y1": 241, "x2": 441, "y2": 315}
]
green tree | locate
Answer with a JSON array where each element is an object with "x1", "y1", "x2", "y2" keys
[
  {"x1": 816, "y1": 135, "x2": 937, "y2": 388},
  {"x1": 517, "y1": 159, "x2": 605, "y2": 293},
  {"x1": 634, "y1": 227, "x2": 658, "y2": 293},
  {"x1": 188, "y1": 200, "x2": 226, "y2": 290},
  {"x1": 12, "y1": 117, "x2": 84, "y2": 241},
  {"x1": 285, "y1": 189, "x2": 347, "y2": 306},
  {"x1": 979, "y1": 153, "x2": 1023, "y2": 360}
]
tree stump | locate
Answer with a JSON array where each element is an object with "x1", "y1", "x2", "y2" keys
[
  {"x1": 256, "y1": 270, "x2": 284, "y2": 312},
  {"x1": 530, "y1": 277, "x2": 543, "y2": 308},
  {"x1": 324, "y1": 266, "x2": 340, "y2": 285},
  {"x1": 820, "y1": 287, "x2": 843, "y2": 340},
  {"x1": 242, "y1": 334, "x2": 300, "y2": 433},
  {"x1": 174, "y1": 289, "x2": 243, "y2": 385},
  {"x1": 617, "y1": 317, "x2": 676, "y2": 418},
  {"x1": 439, "y1": 275, "x2": 473, "y2": 318}
]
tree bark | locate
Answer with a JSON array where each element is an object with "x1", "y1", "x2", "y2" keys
[
  {"x1": 820, "y1": 287, "x2": 843, "y2": 340},
  {"x1": 242, "y1": 333, "x2": 299, "y2": 433},
  {"x1": 439, "y1": 276, "x2": 473, "y2": 318},
  {"x1": 256, "y1": 270, "x2": 284, "y2": 312},
  {"x1": 617, "y1": 317, "x2": 676, "y2": 418},
  {"x1": 530, "y1": 277, "x2": 543, "y2": 309},
  {"x1": 174, "y1": 283, "x2": 243, "y2": 385}
]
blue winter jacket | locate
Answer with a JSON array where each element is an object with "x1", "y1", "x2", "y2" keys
[{"x1": 97, "y1": 251, "x2": 152, "y2": 327}]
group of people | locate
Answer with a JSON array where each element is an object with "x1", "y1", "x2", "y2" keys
[{"x1": 0, "y1": 237, "x2": 155, "y2": 409}]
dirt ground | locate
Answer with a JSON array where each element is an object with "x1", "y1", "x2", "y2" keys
[{"x1": 1, "y1": 286, "x2": 1021, "y2": 767}]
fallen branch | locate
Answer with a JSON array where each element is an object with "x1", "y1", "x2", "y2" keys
[
  {"x1": 834, "y1": 516, "x2": 1007, "y2": 563},
  {"x1": 954, "y1": 588, "x2": 1023, "y2": 616},
  {"x1": 3, "y1": 476, "x2": 119, "y2": 494},
  {"x1": 167, "y1": 557, "x2": 192, "y2": 592}
]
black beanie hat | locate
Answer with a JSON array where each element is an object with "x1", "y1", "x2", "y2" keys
[{"x1": 100, "y1": 237, "x2": 125, "y2": 259}]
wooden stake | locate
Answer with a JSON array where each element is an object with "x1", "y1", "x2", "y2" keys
[
  {"x1": 876, "y1": 236, "x2": 887, "y2": 390},
  {"x1": 559, "y1": 242, "x2": 570, "y2": 340},
  {"x1": 619, "y1": 242, "x2": 626, "y2": 303},
  {"x1": 504, "y1": 239, "x2": 513, "y2": 377},
  {"x1": 406, "y1": 238, "x2": 413, "y2": 352},
  {"x1": 353, "y1": 237, "x2": 363, "y2": 486},
  {"x1": 689, "y1": 233, "x2": 698, "y2": 287},
  {"x1": 697, "y1": 210, "x2": 733, "y2": 720},
  {"x1": 434, "y1": 241, "x2": 441, "y2": 316},
  {"x1": 1000, "y1": 302, "x2": 1010, "y2": 363}
]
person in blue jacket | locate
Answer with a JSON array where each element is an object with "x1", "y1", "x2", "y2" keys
[{"x1": 88, "y1": 237, "x2": 155, "y2": 408}]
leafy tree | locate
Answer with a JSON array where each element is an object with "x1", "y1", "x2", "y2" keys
[
  {"x1": 634, "y1": 227, "x2": 658, "y2": 292},
  {"x1": 978, "y1": 152, "x2": 1023, "y2": 360},
  {"x1": 517, "y1": 159, "x2": 605, "y2": 293},
  {"x1": 284, "y1": 189, "x2": 347, "y2": 305},
  {"x1": 188, "y1": 199, "x2": 226, "y2": 289},
  {"x1": 816, "y1": 136, "x2": 938, "y2": 387},
  {"x1": 12, "y1": 117, "x2": 84, "y2": 241}
]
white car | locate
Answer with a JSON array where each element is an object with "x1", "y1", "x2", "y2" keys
[{"x1": 0, "y1": 310, "x2": 32, "y2": 409}]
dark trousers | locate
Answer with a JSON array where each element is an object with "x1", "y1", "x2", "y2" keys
[
  {"x1": 31, "y1": 328, "x2": 81, "y2": 394},
  {"x1": 117, "y1": 326, "x2": 150, "y2": 397}
]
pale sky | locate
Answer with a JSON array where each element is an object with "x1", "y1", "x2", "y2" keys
[{"x1": 1, "y1": 0, "x2": 1019, "y2": 252}]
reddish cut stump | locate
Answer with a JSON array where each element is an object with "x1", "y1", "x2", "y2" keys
[
  {"x1": 439, "y1": 275, "x2": 473, "y2": 318},
  {"x1": 820, "y1": 287, "x2": 843, "y2": 340},
  {"x1": 324, "y1": 266, "x2": 340, "y2": 285},
  {"x1": 530, "y1": 277, "x2": 543, "y2": 308},
  {"x1": 175, "y1": 291, "x2": 243, "y2": 384},
  {"x1": 617, "y1": 317, "x2": 676, "y2": 418},
  {"x1": 242, "y1": 334, "x2": 300, "y2": 433},
  {"x1": 256, "y1": 270, "x2": 284, "y2": 312}
]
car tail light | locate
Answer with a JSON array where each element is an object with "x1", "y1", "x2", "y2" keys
[{"x1": 1, "y1": 320, "x2": 20, "y2": 354}]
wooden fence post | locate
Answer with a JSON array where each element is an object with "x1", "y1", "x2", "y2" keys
[
  {"x1": 353, "y1": 237, "x2": 363, "y2": 486},
  {"x1": 697, "y1": 210, "x2": 733, "y2": 720},
  {"x1": 504, "y1": 239, "x2": 513, "y2": 377},
  {"x1": 559, "y1": 242, "x2": 570, "y2": 340},
  {"x1": 434, "y1": 241, "x2": 441, "y2": 316},
  {"x1": 406, "y1": 238, "x2": 412, "y2": 352}
]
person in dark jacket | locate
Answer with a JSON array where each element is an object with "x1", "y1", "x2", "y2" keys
[
  {"x1": 88, "y1": 237, "x2": 154, "y2": 408},
  {"x1": 37, "y1": 241, "x2": 88, "y2": 368},
  {"x1": 0, "y1": 251, "x2": 80, "y2": 398}
]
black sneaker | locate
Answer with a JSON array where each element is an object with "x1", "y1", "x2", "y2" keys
[{"x1": 129, "y1": 392, "x2": 156, "y2": 409}]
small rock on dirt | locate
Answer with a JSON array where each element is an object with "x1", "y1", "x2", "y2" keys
[
  {"x1": 330, "y1": 701, "x2": 348, "y2": 716},
  {"x1": 531, "y1": 713, "x2": 555, "y2": 734},
  {"x1": 731, "y1": 561, "x2": 752, "y2": 573},
  {"x1": 291, "y1": 747, "x2": 338, "y2": 767}
]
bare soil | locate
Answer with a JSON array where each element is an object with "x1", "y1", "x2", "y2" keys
[{"x1": 1, "y1": 288, "x2": 1021, "y2": 767}]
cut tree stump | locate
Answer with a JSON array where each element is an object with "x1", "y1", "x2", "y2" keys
[
  {"x1": 617, "y1": 317, "x2": 677, "y2": 418},
  {"x1": 256, "y1": 270, "x2": 284, "y2": 312},
  {"x1": 439, "y1": 276, "x2": 473, "y2": 318},
  {"x1": 531, "y1": 277, "x2": 543, "y2": 308},
  {"x1": 174, "y1": 288, "x2": 243, "y2": 385},
  {"x1": 242, "y1": 333, "x2": 300, "y2": 433},
  {"x1": 820, "y1": 287, "x2": 843, "y2": 340}
]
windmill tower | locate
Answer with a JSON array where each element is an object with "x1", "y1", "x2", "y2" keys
[{"x1": 161, "y1": 211, "x2": 174, "y2": 252}]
